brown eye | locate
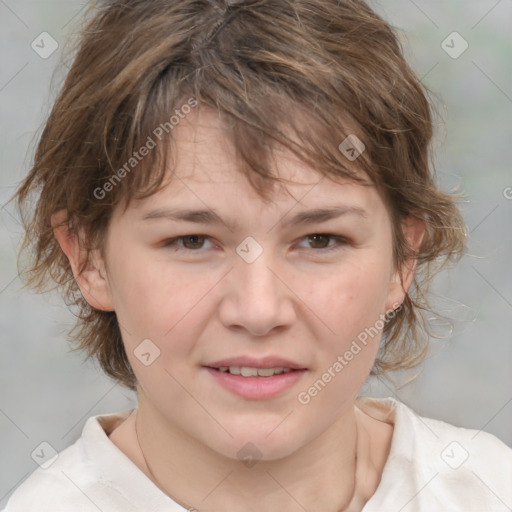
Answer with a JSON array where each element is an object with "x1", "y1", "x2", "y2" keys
[
  {"x1": 296, "y1": 234, "x2": 348, "y2": 252},
  {"x1": 181, "y1": 235, "x2": 206, "y2": 250},
  {"x1": 161, "y1": 235, "x2": 213, "y2": 251},
  {"x1": 307, "y1": 234, "x2": 331, "y2": 249}
]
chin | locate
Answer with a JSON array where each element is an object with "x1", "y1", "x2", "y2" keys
[{"x1": 204, "y1": 426, "x2": 306, "y2": 464}]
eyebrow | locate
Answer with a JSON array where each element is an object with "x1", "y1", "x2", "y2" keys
[{"x1": 140, "y1": 206, "x2": 368, "y2": 230}]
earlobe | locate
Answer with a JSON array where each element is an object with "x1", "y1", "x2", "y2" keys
[
  {"x1": 386, "y1": 214, "x2": 426, "y2": 310},
  {"x1": 51, "y1": 209, "x2": 115, "y2": 312}
]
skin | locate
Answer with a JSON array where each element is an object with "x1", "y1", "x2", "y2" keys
[{"x1": 52, "y1": 107, "x2": 424, "y2": 512}]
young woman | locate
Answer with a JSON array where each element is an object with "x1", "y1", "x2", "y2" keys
[{"x1": 5, "y1": 0, "x2": 511, "y2": 510}]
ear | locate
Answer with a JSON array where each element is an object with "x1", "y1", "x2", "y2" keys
[
  {"x1": 51, "y1": 209, "x2": 115, "y2": 312},
  {"x1": 386, "y1": 214, "x2": 426, "y2": 311}
]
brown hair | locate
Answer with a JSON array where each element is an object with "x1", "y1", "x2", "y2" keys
[{"x1": 12, "y1": 0, "x2": 466, "y2": 391}]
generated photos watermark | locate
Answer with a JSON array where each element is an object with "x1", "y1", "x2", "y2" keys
[
  {"x1": 93, "y1": 97, "x2": 198, "y2": 200},
  {"x1": 297, "y1": 302, "x2": 402, "y2": 405}
]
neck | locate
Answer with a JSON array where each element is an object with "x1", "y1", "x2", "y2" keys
[{"x1": 131, "y1": 396, "x2": 379, "y2": 512}]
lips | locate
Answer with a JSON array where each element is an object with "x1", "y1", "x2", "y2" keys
[
  {"x1": 202, "y1": 356, "x2": 308, "y2": 399},
  {"x1": 216, "y1": 366, "x2": 294, "y2": 377},
  {"x1": 204, "y1": 356, "x2": 307, "y2": 371},
  {"x1": 204, "y1": 366, "x2": 307, "y2": 400}
]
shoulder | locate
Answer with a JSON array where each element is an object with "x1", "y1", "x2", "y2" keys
[
  {"x1": 2, "y1": 410, "x2": 139, "y2": 512},
  {"x1": 398, "y1": 398, "x2": 512, "y2": 470},
  {"x1": 2, "y1": 437, "x2": 106, "y2": 512},
  {"x1": 405, "y1": 401, "x2": 512, "y2": 510},
  {"x1": 358, "y1": 397, "x2": 512, "y2": 511}
]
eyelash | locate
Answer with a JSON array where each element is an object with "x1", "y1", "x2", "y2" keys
[{"x1": 160, "y1": 234, "x2": 349, "y2": 253}]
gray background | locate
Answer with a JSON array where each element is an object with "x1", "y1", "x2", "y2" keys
[{"x1": 1, "y1": 0, "x2": 511, "y2": 506}]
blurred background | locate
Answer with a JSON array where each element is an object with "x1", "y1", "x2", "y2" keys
[{"x1": 1, "y1": 0, "x2": 511, "y2": 506}]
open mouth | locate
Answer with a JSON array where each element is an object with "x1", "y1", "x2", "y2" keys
[
  {"x1": 204, "y1": 365, "x2": 307, "y2": 399},
  {"x1": 207, "y1": 366, "x2": 300, "y2": 377}
]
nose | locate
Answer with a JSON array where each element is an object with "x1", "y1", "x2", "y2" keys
[{"x1": 217, "y1": 245, "x2": 297, "y2": 337}]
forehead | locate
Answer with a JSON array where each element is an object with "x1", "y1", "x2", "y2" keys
[
  {"x1": 150, "y1": 108, "x2": 371, "y2": 194},
  {"x1": 170, "y1": 108, "x2": 326, "y2": 186},
  {"x1": 113, "y1": 107, "x2": 381, "y2": 226}
]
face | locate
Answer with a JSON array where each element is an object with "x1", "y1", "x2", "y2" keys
[{"x1": 70, "y1": 108, "x2": 412, "y2": 461}]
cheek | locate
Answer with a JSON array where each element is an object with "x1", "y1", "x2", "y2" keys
[
  {"x1": 296, "y1": 262, "x2": 390, "y2": 411},
  {"x1": 301, "y1": 255, "x2": 392, "y2": 395},
  {"x1": 107, "y1": 251, "x2": 231, "y2": 388},
  {"x1": 106, "y1": 249, "x2": 200, "y2": 349},
  {"x1": 317, "y1": 258, "x2": 391, "y2": 335}
]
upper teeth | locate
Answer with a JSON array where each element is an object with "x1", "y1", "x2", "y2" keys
[{"x1": 217, "y1": 366, "x2": 293, "y2": 377}]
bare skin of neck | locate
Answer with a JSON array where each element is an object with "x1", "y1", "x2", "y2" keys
[{"x1": 109, "y1": 404, "x2": 393, "y2": 512}]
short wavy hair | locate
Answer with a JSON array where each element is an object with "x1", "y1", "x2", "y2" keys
[{"x1": 13, "y1": 0, "x2": 466, "y2": 391}]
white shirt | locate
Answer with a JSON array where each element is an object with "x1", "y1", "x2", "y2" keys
[{"x1": 3, "y1": 397, "x2": 511, "y2": 511}]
